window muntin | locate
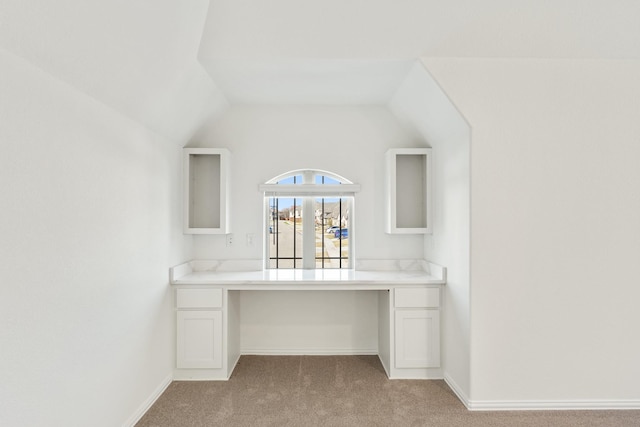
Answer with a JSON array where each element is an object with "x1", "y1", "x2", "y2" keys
[{"x1": 265, "y1": 170, "x2": 354, "y2": 269}]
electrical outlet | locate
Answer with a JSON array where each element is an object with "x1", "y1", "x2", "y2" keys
[
  {"x1": 226, "y1": 233, "x2": 233, "y2": 247},
  {"x1": 246, "y1": 233, "x2": 255, "y2": 247}
]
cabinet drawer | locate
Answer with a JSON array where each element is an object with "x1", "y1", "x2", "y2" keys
[
  {"x1": 395, "y1": 287, "x2": 440, "y2": 308},
  {"x1": 176, "y1": 288, "x2": 223, "y2": 308}
]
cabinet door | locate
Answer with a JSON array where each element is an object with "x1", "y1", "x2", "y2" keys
[
  {"x1": 395, "y1": 309, "x2": 440, "y2": 368},
  {"x1": 177, "y1": 310, "x2": 223, "y2": 369}
]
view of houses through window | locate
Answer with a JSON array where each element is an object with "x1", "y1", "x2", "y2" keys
[{"x1": 267, "y1": 174, "x2": 351, "y2": 269}]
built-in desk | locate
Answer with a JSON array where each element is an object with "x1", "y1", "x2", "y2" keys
[{"x1": 170, "y1": 259, "x2": 446, "y2": 380}]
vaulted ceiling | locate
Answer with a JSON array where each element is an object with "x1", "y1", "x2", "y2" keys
[{"x1": 1, "y1": 1, "x2": 638, "y2": 141}]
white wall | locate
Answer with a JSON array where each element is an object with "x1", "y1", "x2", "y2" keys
[
  {"x1": 425, "y1": 58, "x2": 640, "y2": 406},
  {"x1": 239, "y1": 290, "x2": 379, "y2": 354},
  {"x1": 190, "y1": 105, "x2": 426, "y2": 260},
  {"x1": 189, "y1": 105, "x2": 424, "y2": 352},
  {"x1": 0, "y1": 49, "x2": 190, "y2": 426},
  {"x1": 390, "y1": 62, "x2": 471, "y2": 400}
]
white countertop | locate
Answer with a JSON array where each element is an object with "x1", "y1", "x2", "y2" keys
[{"x1": 170, "y1": 260, "x2": 446, "y2": 289}]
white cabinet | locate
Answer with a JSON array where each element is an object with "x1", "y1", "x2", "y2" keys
[
  {"x1": 393, "y1": 287, "x2": 441, "y2": 372},
  {"x1": 176, "y1": 288, "x2": 224, "y2": 370},
  {"x1": 176, "y1": 310, "x2": 223, "y2": 369},
  {"x1": 385, "y1": 148, "x2": 432, "y2": 234},
  {"x1": 183, "y1": 148, "x2": 230, "y2": 234},
  {"x1": 171, "y1": 280, "x2": 444, "y2": 381}
]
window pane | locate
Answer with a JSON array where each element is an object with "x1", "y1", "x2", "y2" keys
[
  {"x1": 268, "y1": 197, "x2": 303, "y2": 269},
  {"x1": 315, "y1": 174, "x2": 341, "y2": 185},
  {"x1": 278, "y1": 175, "x2": 302, "y2": 185},
  {"x1": 315, "y1": 197, "x2": 350, "y2": 269}
]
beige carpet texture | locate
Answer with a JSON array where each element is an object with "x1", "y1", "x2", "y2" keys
[{"x1": 136, "y1": 355, "x2": 640, "y2": 427}]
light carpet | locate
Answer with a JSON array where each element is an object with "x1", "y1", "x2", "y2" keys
[{"x1": 136, "y1": 355, "x2": 640, "y2": 427}]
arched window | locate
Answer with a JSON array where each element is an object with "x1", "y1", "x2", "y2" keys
[{"x1": 260, "y1": 170, "x2": 360, "y2": 269}]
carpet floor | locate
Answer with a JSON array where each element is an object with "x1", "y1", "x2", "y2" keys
[{"x1": 136, "y1": 355, "x2": 640, "y2": 427}]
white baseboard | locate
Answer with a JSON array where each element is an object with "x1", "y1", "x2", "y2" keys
[
  {"x1": 443, "y1": 373, "x2": 640, "y2": 411},
  {"x1": 122, "y1": 374, "x2": 172, "y2": 427},
  {"x1": 377, "y1": 354, "x2": 391, "y2": 378},
  {"x1": 444, "y1": 373, "x2": 470, "y2": 408},
  {"x1": 240, "y1": 348, "x2": 378, "y2": 356},
  {"x1": 467, "y1": 399, "x2": 640, "y2": 411},
  {"x1": 228, "y1": 352, "x2": 241, "y2": 378}
]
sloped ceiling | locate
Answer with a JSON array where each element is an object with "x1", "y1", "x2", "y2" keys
[
  {"x1": 0, "y1": 0, "x2": 229, "y2": 142},
  {"x1": 1, "y1": 1, "x2": 639, "y2": 138}
]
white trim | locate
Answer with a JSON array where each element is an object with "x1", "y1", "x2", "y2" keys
[
  {"x1": 259, "y1": 183, "x2": 360, "y2": 196},
  {"x1": 173, "y1": 369, "x2": 230, "y2": 381},
  {"x1": 122, "y1": 374, "x2": 172, "y2": 427},
  {"x1": 240, "y1": 348, "x2": 378, "y2": 356},
  {"x1": 441, "y1": 374, "x2": 640, "y2": 412},
  {"x1": 467, "y1": 399, "x2": 640, "y2": 411},
  {"x1": 378, "y1": 354, "x2": 391, "y2": 378},
  {"x1": 266, "y1": 168, "x2": 354, "y2": 184},
  {"x1": 387, "y1": 369, "x2": 443, "y2": 380},
  {"x1": 444, "y1": 373, "x2": 471, "y2": 409},
  {"x1": 302, "y1": 196, "x2": 316, "y2": 269}
]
